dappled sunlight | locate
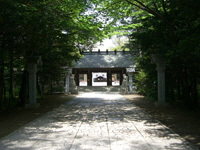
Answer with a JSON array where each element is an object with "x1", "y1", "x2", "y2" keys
[{"x1": 0, "y1": 93, "x2": 196, "y2": 150}]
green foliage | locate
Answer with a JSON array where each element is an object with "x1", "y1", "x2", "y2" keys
[
  {"x1": 0, "y1": 0, "x2": 105, "y2": 109},
  {"x1": 134, "y1": 54, "x2": 157, "y2": 101},
  {"x1": 90, "y1": 0, "x2": 200, "y2": 107},
  {"x1": 1, "y1": 0, "x2": 199, "y2": 109},
  {"x1": 109, "y1": 36, "x2": 129, "y2": 51},
  {"x1": 134, "y1": 70, "x2": 157, "y2": 101},
  {"x1": 132, "y1": 0, "x2": 200, "y2": 107}
]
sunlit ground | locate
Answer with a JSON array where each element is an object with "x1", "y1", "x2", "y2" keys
[{"x1": 0, "y1": 93, "x2": 195, "y2": 150}]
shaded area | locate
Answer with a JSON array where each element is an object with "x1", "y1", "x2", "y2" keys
[
  {"x1": 124, "y1": 94, "x2": 200, "y2": 149},
  {"x1": 0, "y1": 95, "x2": 74, "y2": 138}
]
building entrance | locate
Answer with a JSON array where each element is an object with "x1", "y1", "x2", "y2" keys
[
  {"x1": 112, "y1": 73, "x2": 120, "y2": 86},
  {"x1": 79, "y1": 74, "x2": 87, "y2": 86},
  {"x1": 92, "y1": 72, "x2": 107, "y2": 86}
]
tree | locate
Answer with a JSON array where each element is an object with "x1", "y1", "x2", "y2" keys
[
  {"x1": 0, "y1": 0, "x2": 105, "y2": 109},
  {"x1": 90, "y1": 0, "x2": 200, "y2": 107},
  {"x1": 109, "y1": 35, "x2": 129, "y2": 51},
  {"x1": 130, "y1": 0, "x2": 200, "y2": 107}
]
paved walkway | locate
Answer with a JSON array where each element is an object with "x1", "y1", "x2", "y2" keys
[{"x1": 0, "y1": 93, "x2": 197, "y2": 150}]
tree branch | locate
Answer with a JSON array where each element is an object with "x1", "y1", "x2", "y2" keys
[
  {"x1": 124, "y1": 0, "x2": 162, "y2": 19},
  {"x1": 162, "y1": 0, "x2": 168, "y2": 16},
  {"x1": 124, "y1": 0, "x2": 177, "y2": 32},
  {"x1": 124, "y1": 0, "x2": 146, "y2": 11},
  {"x1": 153, "y1": 2, "x2": 159, "y2": 13}
]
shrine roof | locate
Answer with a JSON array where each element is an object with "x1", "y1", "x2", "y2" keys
[{"x1": 73, "y1": 51, "x2": 136, "y2": 68}]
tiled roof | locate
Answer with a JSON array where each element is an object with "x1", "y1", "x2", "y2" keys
[{"x1": 73, "y1": 51, "x2": 136, "y2": 68}]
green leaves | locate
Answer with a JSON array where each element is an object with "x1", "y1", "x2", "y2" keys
[
  {"x1": 89, "y1": 0, "x2": 200, "y2": 106},
  {"x1": 0, "y1": 0, "x2": 107, "y2": 104}
]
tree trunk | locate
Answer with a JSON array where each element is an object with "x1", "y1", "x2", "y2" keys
[
  {"x1": 0, "y1": 61, "x2": 4, "y2": 110},
  {"x1": 169, "y1": 75, "x2": 175, "y2": 103},
  {"x1": 50, "y1": 79, "x2": 53, "y2": 95},
  {"x1": 8, "y1": 48, "x2": 14, "y2": 106},
  {"x1": 41, "y1": 79, "x2": 45, "y2": 97},
  {"x1": 182, "y1": 69, "x2": 190, "y2": 106},
  {"x1": 37, "y1": 76, "x2": 41, "y2": 96},
  {"x1": 18, "y1": 70, "x2": 28, "y2": 106},
  {"x1": 177, "y1": 77, "x2": 181, "y2": 102},
  {"x1": 192, "y1": 75, "x2": 198, "y2": 108},
  {"x1": 0, "y1": 37, "x2": 5, "y2": 110}
]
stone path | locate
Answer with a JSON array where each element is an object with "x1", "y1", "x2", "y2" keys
[{"x1": 0, "y1": 93, "x2": 197, "y2": 150}]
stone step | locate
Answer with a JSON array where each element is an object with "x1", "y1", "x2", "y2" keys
[{"x1": 78, "y1": 86, "x2": 121, "y2": 92}]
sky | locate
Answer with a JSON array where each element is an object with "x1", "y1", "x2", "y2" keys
[
  {"x1": 93, "y1": 36, "x2": 128, "y2": 51},
  {"x1": 93, "y1": 38, "x2": 115, "y2": 51}
]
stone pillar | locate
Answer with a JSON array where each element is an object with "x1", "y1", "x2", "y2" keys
[
  {"x1": 128, "y1": 72, "x2": 133, "y2": 94},
  {"x1": 25, "y1": 63, "x2": 40, "y2": 109},
  {"x1": 157, "y1": 62, "x2": 165, "y2": 103},
  {"x1": 151, "y1": 54, "x2": 165, "y2": 103},
  {"x1": 69, "y1": 74, "x2": 78, "y2": 94},
  {"x1": 126, "y1": 68, "x2": 135, "y2": 94},
  {"x1": 65, "y1": 69, "x2": 71, "y2": 94},
  {"x1": 120, "y1": 74, "x2": 129, "y2": 94}
]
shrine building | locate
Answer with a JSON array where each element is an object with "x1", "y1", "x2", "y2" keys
[{"x1": 65, "y1": 50, "x2": 137, "y2": 93}]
